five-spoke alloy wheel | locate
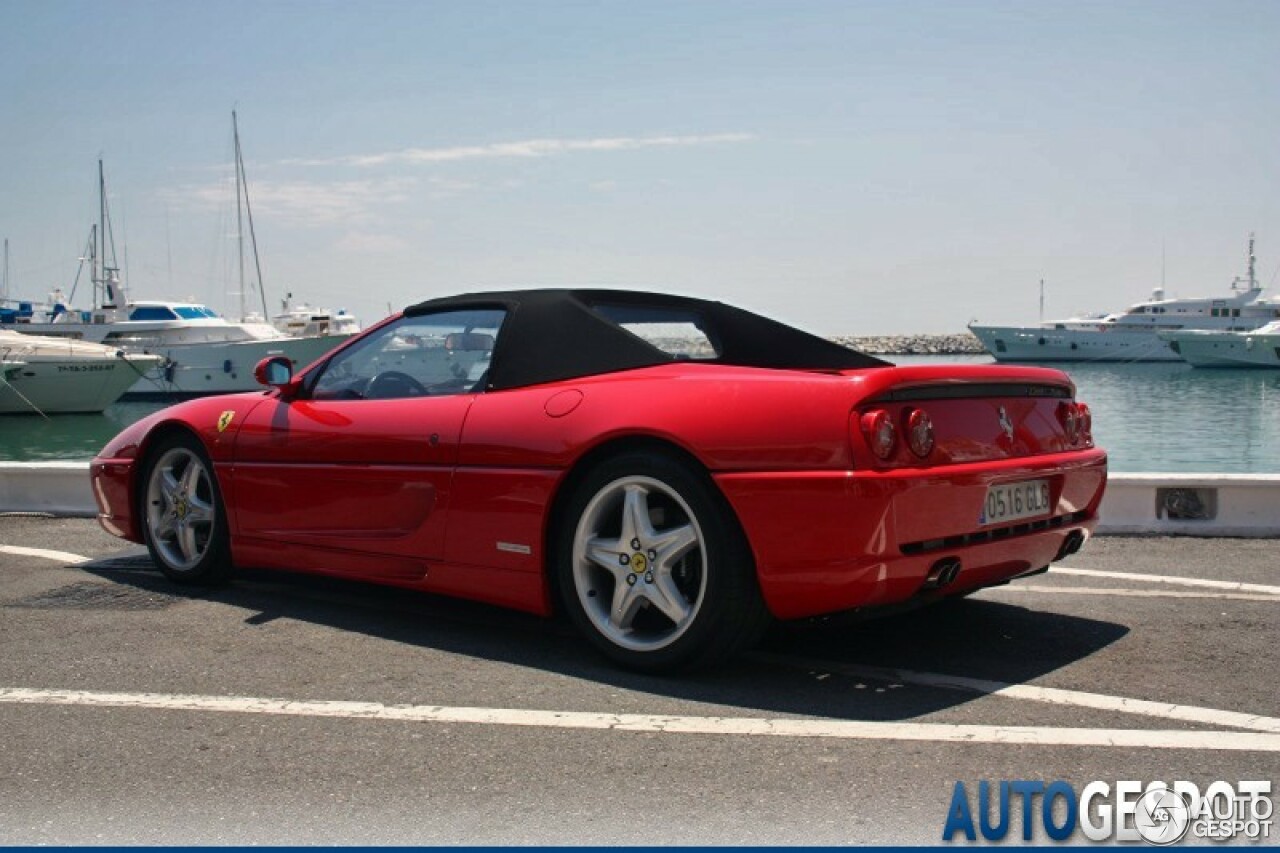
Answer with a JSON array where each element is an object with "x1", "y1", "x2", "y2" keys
[
  {"x1": 558, "y1": 451, "x2": 769, "y2": 672},
  {"x1": 141, "y1": 433, "x2": 232, "y2": 584}
]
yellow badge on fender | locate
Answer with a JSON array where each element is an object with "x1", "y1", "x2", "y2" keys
[{"x1": 217, "y1": 411, "x2": 235, "y2": 433}]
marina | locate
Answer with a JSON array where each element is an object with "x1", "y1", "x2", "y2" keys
[{"x1": 1, "y1": 119, "x2": 357, "y2": 403}]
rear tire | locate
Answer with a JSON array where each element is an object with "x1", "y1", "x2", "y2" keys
[
  {"x1": 140, "y1": 432, "x2": 233, "y2": 585},
  {"x1": 556, "y1": 451, "x2": 769, "y2": 672}
]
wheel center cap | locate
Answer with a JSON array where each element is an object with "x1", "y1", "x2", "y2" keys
[
  {"x1": 631, "y1": 552, "x2": 648, "y2": 573},
  {"x1": 174, "y1": 498, "x2": 188, "y2": 519}
]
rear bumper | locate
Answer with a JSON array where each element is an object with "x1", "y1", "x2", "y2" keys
[{"x1": 714, "y1": 449, "x2": 1107, "y2": 619}]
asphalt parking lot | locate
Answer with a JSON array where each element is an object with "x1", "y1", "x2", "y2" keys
[{"x1": 1, "y1": 516, "x2": 1276, "y2": 844}]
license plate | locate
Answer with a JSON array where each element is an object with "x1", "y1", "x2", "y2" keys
[{"x1": 981, "y1": 479, "x2": 1051, "y2": 525}]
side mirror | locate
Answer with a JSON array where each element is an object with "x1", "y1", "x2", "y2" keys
[{"x1": 254, "y1": 356, "x2": 295, "y2": 391}]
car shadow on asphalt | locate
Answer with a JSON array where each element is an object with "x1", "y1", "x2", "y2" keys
[{"x1": 75, "y1": 550, "x2": 1129, "y2": 723}]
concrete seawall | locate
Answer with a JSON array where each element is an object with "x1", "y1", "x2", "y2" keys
[
  {"x1": 0, "y1": 462, "x2": 97, "y2": 517},
  {"x1": 1, "y1": 462, "x2": 1276, "y2": 537}
]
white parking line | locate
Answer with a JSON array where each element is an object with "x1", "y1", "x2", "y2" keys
[
  {"x1": 0, "y1": 545, "x2": 89, "y2": 565},
  {"x1": 988, "y1": 585, "x2": 1280, "y2": 602},
  {"x1": 0, "y1": 687, "x2": 1277, "y2": 752},
  {"x1": 750, "y1": 654, "x2": 1280, "y2": 734},
  {"x1": 1054, "y1": 566, "x2": 1280, "y2": 596}
]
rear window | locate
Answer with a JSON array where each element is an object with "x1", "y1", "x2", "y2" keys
[{"x1": 591, "y1": 303, "x2": 719, "y2": 360}]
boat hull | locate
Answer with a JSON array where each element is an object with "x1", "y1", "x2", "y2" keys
[
  {"x1": 1162, "y1": 332, "x2": 1280, "y2": 368},
  {"x1": 968, "y1": 325, "x2": 1184, "y2": 363},
  {"x1": 121, "y1": 333, "x2": 353, "y2": 398},
  {"x1": 1, "y1": 355, "x2": 161, "y2": 414}
]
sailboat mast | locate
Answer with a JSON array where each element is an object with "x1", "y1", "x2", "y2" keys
[
  {"x1": 97, "y1": 159, "x2": 106, "y2": 307},
  {"x1": 1248, "y1": 233, "x2": 1257, "y2": 290},
  {"x1": 2, "y1": 238, "x2": 8, "y2": 303},
  {"x1": 233, "y1": 110, "x2": 270, "y2": 321},
  {"x1": 233, "y1": 111, "x2": 247, "y2": 322}
]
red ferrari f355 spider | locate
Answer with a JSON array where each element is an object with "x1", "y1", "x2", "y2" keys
[{"x1": 92, "y1": 289, "x2": 1106, "y2": 671}]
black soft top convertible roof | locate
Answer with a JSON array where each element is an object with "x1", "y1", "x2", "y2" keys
[{"x1": 404, "y1": 288, "x2": 888, "y2": 391}]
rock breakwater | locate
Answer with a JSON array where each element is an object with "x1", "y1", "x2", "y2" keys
[
  {"x1": 651, "y1": 332, "x2": 987, "y2": 358},
  {"x1": 832, "y1": 333, "x2": 985, "y2": 355}
]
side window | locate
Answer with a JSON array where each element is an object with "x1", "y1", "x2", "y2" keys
[
  {"x1": 590, "y1": 303, "x2": 720, "y2": 360},
  {"x1": 310, "y1": 309, "x2": 504, "y2": 401}
]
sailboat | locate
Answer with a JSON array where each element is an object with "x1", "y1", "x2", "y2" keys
[
  {"x1": 10, "y1": 121, "x2": 356, "y2": 399},
  {"x1": 225, "y1": 111, "x2": 361, "y2": 339}
]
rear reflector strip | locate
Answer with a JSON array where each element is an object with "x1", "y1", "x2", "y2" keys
[{"x1": 899, "y1": 510, "x2": 1090, "y2": 555}]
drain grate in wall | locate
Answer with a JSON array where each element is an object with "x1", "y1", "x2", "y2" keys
[{"x1": 7, "y1": 581, "x2": 184, "y2": 611}]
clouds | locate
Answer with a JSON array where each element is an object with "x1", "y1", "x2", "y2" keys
[
  {"x1": 283, "y1": 133, "x2": 755, "y2": 168},
  {"x1": 163, "y1": 176, "x2": 417, "y2": 228},
  {"x1": 334, "y1": 231, "x2": 412, "y2": 253},
  {"x1": 157, "y1": 131, "x2": 756, "y2": 258}
]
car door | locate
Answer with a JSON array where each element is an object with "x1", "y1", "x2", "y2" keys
[{"x1": 229, "y1": 308, "x2": 503, "y2": 580}]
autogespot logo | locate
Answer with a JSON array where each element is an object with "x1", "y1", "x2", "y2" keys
[
  {"x1": 942, "y1": 780, "x2": 1274, "y2": 844},
  {"x1": 1133, "y1": 787, "x2": 1192, "y2": 845}
]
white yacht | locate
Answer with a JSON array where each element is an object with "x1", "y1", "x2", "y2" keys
[
  {"x1": 266, "y1": 294, "x2": 362, "y2": 338},
  {"x1": 0, "y1": 329, "x2": 162, "y2": 414},
  {"x1": 1159, "y1": 319, "x2": 1280, "y2": 368},
  {"x1": 13, "y1": 282, "x2": 350, "y2": 399},
  {"x1": 969, "y1": 236, "x2": 1279, "y2": 362}
]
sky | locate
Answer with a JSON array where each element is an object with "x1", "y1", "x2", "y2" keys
[{"x1": 1, "y1": 0, "x2": 1278, "y2": 335}]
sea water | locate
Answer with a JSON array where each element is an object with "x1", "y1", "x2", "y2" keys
[
  {"x1": 896, "y1": 355, "x2": 1280, "y2": 473},
  {"x1": 1, "y1": 357, "x2": 1277, "y2": 473}
]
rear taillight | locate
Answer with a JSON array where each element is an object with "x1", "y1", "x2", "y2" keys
[
  {"x1": 1077, "y1": 402, "x2": 1092, "y2": 443},
  {"x1": 1058, "y1": 401, "x2": 1090, "y2": 445},
  {"x1": 1060, "y1": 402, "x2": 1080, "y2": 444},
  {"x1": 861, "y1": 410, "x2": 897, "y2": 460},
  {"x1": 905, "y1": 408, "x2": 934, "y2": 457}
]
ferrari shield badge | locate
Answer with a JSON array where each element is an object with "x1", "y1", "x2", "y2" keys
[
  {"x1": 997, "y1": 406, "x2": 1014, "y2": 441},
  {"x1": 217, "y1": 411, "x2": 235, "y2": 433}
]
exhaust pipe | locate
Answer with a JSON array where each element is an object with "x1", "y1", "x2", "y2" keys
[
  {"x1": 923, "y1": 557, "x2": 962, "y2": 590},
  {"x1": 1054, "y1": 530, "x2": 1086, "y2": 562}
]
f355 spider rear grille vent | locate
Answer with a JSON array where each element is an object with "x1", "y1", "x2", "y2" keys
[{"x1": 899, "y1": 510, "x2": 1089, "y2": 555}]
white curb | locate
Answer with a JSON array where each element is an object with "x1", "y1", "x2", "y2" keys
[{"x1": 0, "y1": 463, "x2": 1277, "y2": 536}]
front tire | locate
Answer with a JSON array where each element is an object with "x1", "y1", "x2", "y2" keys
[
  {"x1": 140, "y1": 432, "x2": 233, "y2": 585},
  {"x1": 556, "y1": 451, "x2": 769, "y2": 672}
]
